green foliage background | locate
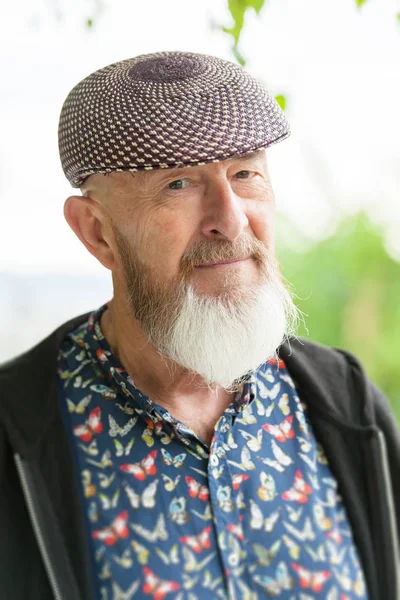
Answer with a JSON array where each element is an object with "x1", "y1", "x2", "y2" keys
[{"x1": 277, "y1": 214, "x2": 400, "y2": 423}]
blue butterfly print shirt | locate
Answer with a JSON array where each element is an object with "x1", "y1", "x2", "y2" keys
[{"x1": 57, "y1": 303, "x2": 368, "y2": 600}]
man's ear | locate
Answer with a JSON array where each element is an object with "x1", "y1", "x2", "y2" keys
[{"x1": 64, "y1": 195, "x2": 117, "y2": 270}]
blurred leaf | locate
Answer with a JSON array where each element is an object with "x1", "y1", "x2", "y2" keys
[
  {"x1": 86, "y1": 18, "x2": 93, "y2": 27},
  {"x1": 233, "y1": 46, "x2": 246, "y2": 66},
  {"x1": 223, "y1": 0, "x2": 266, "y2": 64},
  {"x1": 275, "y1": 94, "x2": 286, "y2": 110},
  {"x1": 397, "y1": 12, "x2": 400, "y2": 24},
  {"x1": 355, "y1": 0, "x2": 368, "y2": 8}
]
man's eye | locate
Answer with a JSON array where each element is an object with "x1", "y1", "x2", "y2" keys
[
  {"x1": 167, "y1": 179, "x2": 189, "y2": 190},
  {"x1": 235, "y1": 170, "x2": 254, "y2": 179}
]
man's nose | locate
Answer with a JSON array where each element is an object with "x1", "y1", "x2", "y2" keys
[{"x1": 200, "y1": 178, "x2": 249, "y2": 241}]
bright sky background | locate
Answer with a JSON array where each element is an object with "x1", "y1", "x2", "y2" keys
[{"x1": 1, "y1": 0, "x2": 399, "y2": 275}]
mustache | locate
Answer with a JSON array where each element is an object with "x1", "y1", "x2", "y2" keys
[{"x1": 181, "y1": 236, "x2": 271, "y2": 269}]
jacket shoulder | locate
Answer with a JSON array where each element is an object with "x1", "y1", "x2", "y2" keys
[
  {"x1": 279, "y1": 336, "x2": 391, "y2": 426},
  {"x1": 0, "y1": 312, "x2": 91, "y2": 452}
]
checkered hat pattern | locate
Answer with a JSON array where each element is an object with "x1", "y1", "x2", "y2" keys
[{"x1": 58, "y1": 51, "x2": 291, "y2": 188}]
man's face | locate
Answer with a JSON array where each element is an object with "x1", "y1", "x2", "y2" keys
[{"x1": 86, "y1": 150, "x2": 299, "y2": 390}]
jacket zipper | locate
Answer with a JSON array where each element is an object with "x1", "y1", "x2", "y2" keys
[
  {"x1": 14, "y1": 453, "x2": 64, "y2": 600},
  {"x1": 377, "y1": 430, "x2": 400, "y2": 600}
]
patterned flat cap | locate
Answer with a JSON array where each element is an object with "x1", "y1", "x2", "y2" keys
[{"x1": 58, "y1": 51, "x2": 290, "y2": 188}]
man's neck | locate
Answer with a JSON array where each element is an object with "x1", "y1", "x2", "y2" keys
[{"x1": 100, "y1": 299, "x2": 234, "y2": 444}]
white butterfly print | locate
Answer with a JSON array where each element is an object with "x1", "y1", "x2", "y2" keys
[
  {"x1": 256, "y1": 378, "x2": 270, "y2": 399},
  {"x1": 318, "y1": 488, "x2": 337, "y2": 508},
  {"x1": 191, "y1": 504, "x2": 213, "y2": 521},
  {"x1": 202, "y1": 569, "x2": 223, "y2": 591},
  {"x1": 114, "y1": 437, "x2": 135, "y2": 457},
  {"x1": 298, "y1": 451, "x2": 317, "y2": 472},
  {"x1": 282, "y1": 534, "x2": 301, "y2": 560},
  {"x1": 235, "y1": 410, "x2": 257, "y2": 425},
  {"x1": 97, "y1": 472, "x2": 115, "y2": 489},
  {"x1": 181, "y1": 573, "x2": 200, "y2": 591},
  {"x1": 332, "y1": 565, "x2": 352, "y2": 592},
  {"x1": 307, "y1": 472, "x2": 321, "y2": 491},
  {"x1": 98, "y1": 488, "x2": 120, "y2": 510},
  {"x1": 161, "y1": 448, "x2": 186, "y2": 468},
  {"x1": 257, "y1": 438, "x2": 294, "y2": 472},
  {"x1": 298, "y1": 436, "x2": 313, "y2": 453},
  {"x1": 227, "y1": 446, "x2": 255, "y2": 471},
  {"x1": 222, "y1": 432, "x2": 238, "y2": 452},
  {"x1": 161, "y1": 473, "x2": 181, "y2": 491},
  {"x1": 112, "y1": 548, "x2": 133, "y2": 568},
  {"x1": 283, "y1": 516, "x2": 316, "y2": 542},
  {"x1": 286, "y1": 505, "x2": 303, "y2": 523},
  {"x1": 239, "y1": 428, "x2": 263, "y2": 452},
  {"x1": 254, "y1": 398, "x2": 266, "y2": 416},
  {"x1": 326, "y1": 540, "x2": 347, "y2": 566},
  {"x1": 253, "y1": 561, "x2": 294, "y2": 595},
  {"x1": 295, "y1": 410, "x2": 311, "y2": 437},
  {"x1": 155, "y1": 543, "x2": 180, "y2": 565},
  {"x1": 268, "y1": 382, "x2": 281, "y2": 400},
  {"x1": 236, "y1": 490, "x2": 246, "y2": 510},
  {"x1": 123, "y1": 479, "x2": 159, "y2": 509},
  {"x1": 98, "y1": 561, "x2": 111, "y2": 580},
  {"x1": 305, "y1": 543, "x2": 327, "y2": 562},
  {"x1": 182, "y1": 547, "x2": 216, "y2": 573},
  {"x1": 257, "y1": 471, "x2": 277, "y2": 502},
  {"x1": 108, "y1": 414, "x2": 137, "y2": 437},
  {"x1": 265, "y1": 402, "x2": 275, "y2": 418},
  {"x1": 86, "y1": 450, "x2": 113, "y2": 470},
  {"x1": 67, "y1": 394, "x2": 92, "y2": 414},
  {"x1": 249, "y1": 500, "x2": 281, "y2": 533},
  {"x1": 130, "y1": 513, "x2": 168, "y2": 542},
  {"x1": 278, "y1": 393, "x2": 290, "y2": 416},
  {"x1": 131, "y1": 540, "x2": 150, "y2": 565},
  {"x1": 111, "y1": 580, "x2": 140, "y2": 600},
  {"x1": 88, "y1": 501, "x2": 98, "y2": 523},
  {"x1": 115, "y1": 402, "x2": 134, "y2": 415},
  {"x1": 79, "y1": 439, "x2": 99, "y2": 456}
]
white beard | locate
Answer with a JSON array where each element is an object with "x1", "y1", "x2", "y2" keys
[{"x1": 149, "y1": 276, "x2": 299, "y2": 391}]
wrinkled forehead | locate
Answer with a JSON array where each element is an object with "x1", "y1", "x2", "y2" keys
[{"x1": 82, "y1": 148, "x2": 268, "y2": 198}]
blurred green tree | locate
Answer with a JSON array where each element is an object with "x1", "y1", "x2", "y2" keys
[{"x1": 277, "y1": 213, "x2": 400, "y2": 422}]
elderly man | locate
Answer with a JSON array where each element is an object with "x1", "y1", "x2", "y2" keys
[{"x1": 0, "y1": 52, "x2": 399, "y2": 600}]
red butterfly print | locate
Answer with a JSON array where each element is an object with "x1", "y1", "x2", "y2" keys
[
  {"x1": 96, "y1": 349, "x2": 108, "y2": 363},
  {"x1": 262, "y1": 416, "x2": 295, "y2": 443},
  {"x1": 291, "y1": 563, "x2": 331, "y2": 592},
  {"x1": 326, "y1": 527, "x2": 343, "y2": 544},
  {"x1": 73, "y1": 407, "x2": 103, "y2": 442},
  {"x1": 180, "y1": 525, "x2": 212, "y2": 553},
  {"x1": 267, "y1": 358, "x2": 286, "y2": 369},
  {"x1": 120, "y1": 450, "x2": 158, "y2": 480},
  {"x1": 92, "y1": 510, "x2": 129, "y2": 546},
  {"x1": 282, "y1": 470, "x2": 312, "y2": 503},
  {"x1": 142, "y1": 566, "x2": 180, "y2": 600},
  {"x1": 226, "y1": 523, "x2": 244, "y2": 541},
  {"x1": 185, "y1": 476, "x2": 209, "y2": 501},
  {"x1": 232, "y1": 473, "x2": 250, "y2": 491}
]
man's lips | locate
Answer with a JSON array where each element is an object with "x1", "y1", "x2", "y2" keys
[{"x1": 195, "y1": 257, "x2": 251, "y2": 268}]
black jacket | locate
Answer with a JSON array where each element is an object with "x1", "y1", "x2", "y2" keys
[{"x1": 0, "y1": 312, "x2": 399, "y2": 600}]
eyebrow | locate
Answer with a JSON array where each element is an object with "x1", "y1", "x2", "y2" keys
[{"x1": 146, "y1": 148, "x2": 266, "y2": 186}]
